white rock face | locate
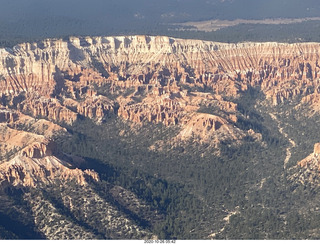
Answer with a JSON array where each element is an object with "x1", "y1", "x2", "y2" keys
[{"x1": 1, "y1": 35, "x2": 320, "y2": 99}]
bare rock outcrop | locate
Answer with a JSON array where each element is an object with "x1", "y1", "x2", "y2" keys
[
  {"x1": 0, "y1": 155, "x2": 99, "y2": 187},
  {"x1": 2, "y1": 36, "x2": 320, "y2": 106},
  {"x1": 299, "y1": 142, "x2": 320, "y2": 163},
  {"x1": 0, "y1": 107, "x2": 98, "y2": 188},
  {"x1": 20, "y1": 140, "x2": 55, "y2": 158},
  {"x1": 118, "y1": 96, "x2": 183, "y2": 126},
  {"x1": 18, "y1": 97, "x2": 78, "y2": 124},
  {"x1": 315, "y1": 143, "x2": 320, "y2": 156},
  {"x1": 294, "y1": 143, "x2": 320, "y2": 186},
  {"x1": 176, "y1": 113, "x2": 245, "y2": 146},
  {"x1": 0, "y1": 107, "x2": 67, "y2": 163},
  {"x1": 76, "y1": 95, "x2": 114, "y2": 119},
  {"x1": 3, "y1": 35, "x2": 320, "y2": 147}
]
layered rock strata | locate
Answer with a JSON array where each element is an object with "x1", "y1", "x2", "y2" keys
[
  {"x1": 0, "y1": 107, "x2": 97, "y2": 187},
  {"x1": 18, "y1": 97, "x2": 78, "y2": 124},
  {"x1": 1, "y1": 36, "x2": 320, "y2": 106},
  {"x1": 2, "y1": 35, "x2": 320, "y2": 145}
]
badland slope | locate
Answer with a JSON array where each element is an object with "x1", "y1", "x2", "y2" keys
[{"x1": 1, "y1": 35, "x2": 320, "y2": 239}]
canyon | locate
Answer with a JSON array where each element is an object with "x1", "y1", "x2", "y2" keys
[
  {"x1": 2, "y1": 35, "x2": 320, "y2": 144},
  {"x1": 1, "y1": 35, "x2": 320, "y2": 239}
]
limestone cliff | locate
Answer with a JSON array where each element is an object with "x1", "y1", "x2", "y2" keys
[
  {"x1": 2, "y1": 35, "x2": 320, "y2": 147},
  {"x1": 1, "y1": 36, "x2": 320, "y2": 105}
]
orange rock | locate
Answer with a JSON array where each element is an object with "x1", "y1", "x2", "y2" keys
[
  {"x1": 18, "y1": 97, "x2": 78, "y2": 124},
  {"x1": 314, "y1": 143, "x2": 320, "y2": 155},
  {"x1": 3, "y1": 35, "x2": 320, "y2": 147},
  {"x1": 20, "y1": 140, "x2": 55, "y2": 158},
  {"x1": 177, "y1": 113, "x2": 245, "y2": 145},
  {"x1": 0, "y1": 155, "x2": 99, "y2": 187}
]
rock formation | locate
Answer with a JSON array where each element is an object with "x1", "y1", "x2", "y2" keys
[
  {"x1": 294, "y1": 143, "x2": 320, "y2": 187},
  {"x1": 0, "y1": 154, "x2": 99, "y2": 187},
  {"x1": 0, "y1": 138, "x2": 99, "y2": 187},
  {"x1": 18, "y1": 97, "x2": 78, "y2": 124},
  {"x1": 3, "y1": 34, "x2": 320, "y2": 239},
  {"x1": 314, "y1": 143, "x2": 320, "y2": 156},
  {"x1": 3, "y1": 35, "x2": 320, "y2": 181},
  {"x1": 20, "y1": 141, "x2": 54, "y2": 158},
  {"x1": 8, "y1": 35, "x2": 320, "y2": 145},
  {"x1": 299, "y1": 142, "x2": 320, "y2": 168},
  {"x1": 1, "y1": 36, "x2": 320, "y2": 123},
  {"x1": 0, "y1": 106, "x2": 97, "y2": 187},
  {"x1": 177, "y1": 113, "x2": 245, "y2": 145},
  {"x1": 76, "y1": 95, "x2": 115, "y2": 119},
  {"x1": 2, "y1": 36, "x2": 320, "y2": 107},
  {"x1": 117, "y1": 94, "x2": 184, "y2": 126}
]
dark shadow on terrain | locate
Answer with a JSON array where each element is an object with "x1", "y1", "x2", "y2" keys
[
  {"x1": 0, "y1": 211, "x2": 44, "y2": 239},
  {"x1": 39, "y1": 187, "x2": 105, "y2": 239}
]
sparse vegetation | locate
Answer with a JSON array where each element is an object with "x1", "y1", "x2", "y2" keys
[{"x1": 2, "y1": 1, "x2": 320, "y2": 239}]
